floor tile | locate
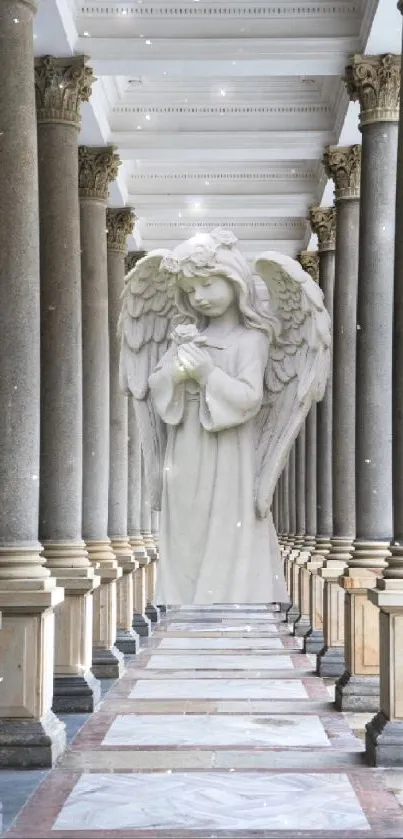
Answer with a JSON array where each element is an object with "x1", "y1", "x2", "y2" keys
[
  {"x1": 158, "y1": 637, "x2": 284, "y2": 650},
  {"x1": 52, "y1": 771, "x2": 370, "y2": 831},
  {"x1": 129, "y1": 678, "x2": 309, "y2": 699},
  {"x1": 146, "y1": 654, "x2": 293, "y2": 670},
  {"x1": 102, "y1": 713, "x2": 330, "y2": 747}
]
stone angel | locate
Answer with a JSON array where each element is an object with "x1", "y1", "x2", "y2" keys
[{"x1": 118, "y1": 228, "x2": 331, "y2": 605}]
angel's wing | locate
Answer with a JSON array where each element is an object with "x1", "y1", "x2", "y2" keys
[
  {"x1": 118, "y1": 250, "x2": 178, "y2": 510},
  {"x1": 253, "y1": 251, "x2": 331, "y2": 518}
]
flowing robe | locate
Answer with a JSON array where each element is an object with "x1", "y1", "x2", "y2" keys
[{"x1": 149, "y1": 325, "x2": 288, "y2": 605}]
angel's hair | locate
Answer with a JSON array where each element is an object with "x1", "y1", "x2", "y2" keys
[{"x1": 170, "y1": 232, "x2": 281, "y2": 340}]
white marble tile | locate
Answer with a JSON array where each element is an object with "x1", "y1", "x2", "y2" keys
[
  {"x1": 169, "y1": 622, "x2": 279, "y2": 633},
  {"x1": 52, "y1": 772, "x2": 370, "y2": 831},
  {"x1": 159, "y1": 637, "x2": 283, "y2": 650},
  {"x1": 173, "y1": 612, "x2": 279, "y2": 621},
  {"x1": 180, "y1": 604, "x2": 276, "y2": 612},
  {"x1": 147, "y1": 654, "x2": 293, "y2": 670},
  {"x1": 102, "y1": 713, "x2": 330, "y2": 748},
  {"x1": 129, "y1": 678, "x2": 308, "y2": 700}
]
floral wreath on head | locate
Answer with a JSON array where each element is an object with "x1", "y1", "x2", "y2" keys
[{"x1": 160, "y1": 228, "x2": 238, "y2": 276}]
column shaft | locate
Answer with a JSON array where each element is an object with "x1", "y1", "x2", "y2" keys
[{"x1": 128, "y1": 401, "x2": 151, "y2": 637}]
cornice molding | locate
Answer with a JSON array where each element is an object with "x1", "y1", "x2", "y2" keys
[
  {"x1": 78, "y1": 2, "x2": 358, "y2": 19},
  {"x1": 114, "y1": 104, "x2": 331, "y2": 116},
  {"x1": 345, "y1": 54, "x2": 401, "y2": 127},
  {"x1": 130, "y1": 170, "x2": 315, "y2": 182},
  {"x1": 35, "y1": 55, "x2": 94, "y2": 128}
]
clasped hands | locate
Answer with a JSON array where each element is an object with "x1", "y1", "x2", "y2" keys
[{"x1": 173, "y1": 341, "x2": 213, "y2": 385}]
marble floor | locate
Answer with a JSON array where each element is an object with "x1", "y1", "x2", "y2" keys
[{"x1": 2, "y1": 606, "x2": 403, "y2": 838}]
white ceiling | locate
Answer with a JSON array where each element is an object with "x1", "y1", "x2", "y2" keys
[{"x1": 34, "y1": 0, "x2": 401, "y2": 257}]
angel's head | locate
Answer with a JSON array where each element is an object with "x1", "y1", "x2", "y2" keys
[{"x1": 161, "y1": 228, "x2": 279, "y2": 338}]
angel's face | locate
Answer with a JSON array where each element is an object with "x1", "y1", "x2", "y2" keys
[{"x1": 180, "y1": 275, "x2": 236, "y2": 318}]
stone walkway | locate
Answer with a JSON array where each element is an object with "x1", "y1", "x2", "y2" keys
[{"x1": 4, "y1": 605, "x2": 403, "y2": 838}]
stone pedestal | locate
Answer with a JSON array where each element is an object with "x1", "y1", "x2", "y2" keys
[
  {"x1": 337, "y1": 54, "x2": 399, "y2": 708},
  {"x1": 79, "y1": 146, "x2": 124, "y2": 677},
  {"x1": 35, "y1": 56, "x2": 101, "y2": 714},
  {"x1": 0, "y1": 3, "x2": 66, "y2": 766},
  {"x1": 316, "y1": 567, "x2": 346, "y2": 677},
  {"x1": 304, "y1": 559, "x2": 325, "y2": 653}
]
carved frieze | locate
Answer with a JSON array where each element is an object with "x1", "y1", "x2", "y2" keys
[
  {"x1": 35, "y1": 56, "x2": 94, "y2": 127},
  {"x1": 297, "y1": 251, "x2": 319, "y2": 283},
  {"x1": 322, "y1": 145, "x2": 361, "y2": 201},
  {"x1": 106, "y1": 208, "x2": 136, "y2": 253},
  {"x1": 308, "y1": 207, "x2": 336, "y2": 252},
  {"x1": 78, "y1": 146, "x2": 121, "y2": 201},
  {"x1": 345, "y1": 54, "x2": 400, "y2": 127}
]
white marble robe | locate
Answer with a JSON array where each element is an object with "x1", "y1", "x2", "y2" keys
[{"x1": 149, "y1": 325, "x2": 288, "y2": 605}]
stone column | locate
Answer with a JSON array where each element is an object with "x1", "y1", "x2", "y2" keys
[
  {"x1": 141, "y1": 456, "x2": 161, "y2": 623},
  {"x1": 35, "y1": 56, "x2": 101, "y2": 715},
  {"x1": 294, "y1": 427, "x2": 311, "y2": 635},
  {"x1": 336, "y1": 54, "x2": 399, "y2": 711},
  {"x1": 128, "y1": 399, "x2": 152, "y2": 637},
  {"x1": 365, "y1": 23, "x2": 403, "y2": 767},
  {"x1": 0, "y1": 2, "x2": 65, "y2": 766},
  {"x1": 107, "y1": 208, "x2": 140, "y2": 655},
  {"x1": 308, "y1": 207, "x2": 339, "y2": 676},
  {"x1": 79, "y1": 146, "x2": 124, "y2": 679},
  {"x1": 314, "y1": 147, "x2": 361, "y2": 680}
]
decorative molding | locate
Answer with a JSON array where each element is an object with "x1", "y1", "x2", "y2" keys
[
  {"x1": 308, "y1": 206, "x2": 336, "y2": 252},
  {"x1": 35, "y1": 56, "x2": 94, "y2": 127},
  {"x1": 78, "y1": 146, "x2": 121, "y2": 201},
  {"x1": 114, "y1": 105, "x2": 331, "y2": 116},
  {"x1": 107, "y1": 208, "x2": 136, "y2": 252},
  {"x1": 322, "y1": 145, "x2": 361, "y2": 201},
  {"x1": 130, "y1": 170, "x2": 315, "y2": 182},
  {"x1": 125, "y1": 251, "x2": 147, "y2": 272},
  {"x1": 297, "y1": 250, "x2": 319, "y2": 283},
  {"x1": 142, "y1": 220, "x2": 306, "y2": 235},
  {"x1": 345, "y1": 54, "x2": 401, "y2": 127},
  {"x1": 78, "y1": 2, "x2": 358, "y2": 19}
]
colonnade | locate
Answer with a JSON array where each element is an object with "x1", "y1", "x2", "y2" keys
[
  {"x1": 0, "y1": 11, "x2": 159, "y2": 767},
  {"x1": 274, "y1": 47, "x2": 403, "y2": 767}
]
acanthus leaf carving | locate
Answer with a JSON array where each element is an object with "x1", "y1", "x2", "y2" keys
[
  {"x1": 308, "y1": 207, "x2": 336, "y2": 253},
  {"x1": 322, "y1": 145, "x2": 361, "y2": 201},
  {"x1": 35, "y1": 56, "x2": 94, "y2": 127},
  {"x1": 297, "y1": 251, "x2": 319, "y2": 283},
  {"x1": 78, "y1": 146, "x2": 121, "y2": 201},
  {"x1": 344, "y1": 54, "x2": 400, "y2": 127},
  {"x1": 107, "y1": 208, "x2": 136, "y2": 253}
]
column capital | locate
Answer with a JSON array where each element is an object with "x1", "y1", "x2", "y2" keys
[
  {"x1": 35, "y1": 56, "x2": 94, "y2": 128},
  {"x1": 308, "y1": 207, "x2": 336, "y2": 253},
  {"x1": 398, "y1": 0, "x2": 403, "y2": 12},
  {"x1": 344, "y1": 54, "x2": 400, "y2": 127},
  {"x1": 297, "y1": 251, "x2": 319, "y2": 283},
  {"x1": 78, "y1": 146, "x2": 121, "y2": 201},
  {"x1": 323, "y1": 145, "x2": 361, "y2": 201},
  {"x1": 125, "y1": 250, "x2": 147, "y2": 272},
  {"x1": 106, "y1": 208, "x2": 136, "y2": 253}
]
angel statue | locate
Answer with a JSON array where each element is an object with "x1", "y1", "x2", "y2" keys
[{"x1": 119, "y1": 228, "x2": 330, "y2": 605}]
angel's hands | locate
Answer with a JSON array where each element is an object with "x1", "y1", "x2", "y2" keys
[{"x1": 177, "y1": 343, "x2": 214, "y2": 385}]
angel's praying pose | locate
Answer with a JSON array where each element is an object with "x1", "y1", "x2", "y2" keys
[{"x1": 119, "y1": 228, "x2": 330, "y2": 605}]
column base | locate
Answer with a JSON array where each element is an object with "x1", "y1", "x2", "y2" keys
[
  {"x1": 280, "y1": 601, "x2": 291, "y2": 614},
  {"x1": 316, "y1": 646, "x2": 345, "y2": 678},
  {"x1": 92, "y1": 646, "x2": 125, "y2": 679},
  {"x1": 365, "y1": 710, "x2": 403, "y2": 767},
  {"x1": 0, "y1": 710, "x2": 66, "y2": 769},
  {"x1": 145, "y1": 602, "x2": 161, "y2": 624},
  {"x1": 286, "y1": 603, "x2": 300, "y2": 624},
  {"x1": 115, "y1": 627, "x2": 140, "y2": 655},
  {"x1": 304, "y1": 629, "x2": 324, "y2": 654},
  {"x1": 52, "y1": 672, "x2": 101, "y2": 714},
  {"x1": 293, "y1": 615, "x2": 311, "y2": 637},
  {"x1": 132, "y1": 610, "x2": 152, "y2": 636},
  {"x1": 335, "y1": 671, "x2": 380, "y2": 711}
]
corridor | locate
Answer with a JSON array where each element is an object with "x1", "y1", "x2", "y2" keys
[{"x1": 3, "y1": 605, "x2": 403, "y2": 838}]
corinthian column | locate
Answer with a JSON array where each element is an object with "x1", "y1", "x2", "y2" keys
[
  {"x1": 35, "y1": 56, "x2": 101, "y2": 714},
  {"x1": 308, "y1": 207, "x2": 338, "y2": 676},
  {"x1": 0, "y1": 1, "x2": 65, "y2": 766},
  {"x1": 336, "y1": 54, "x2": 399, "y2": 711},
  {"x1": 314, "y1": 147, "x2": 361, "y2": 680},
  {"x1": 128, "y1": 400, "x2": 152, "y2": 637},
  {"x1": 79, "y1": 146, "x2": 124, "y2": 678},
  {"x1": 366, "y1": 23, "x2": 403, "y2": 766},
  {"x1": 107, "y1": 208, "x2": 140, "y2": 654}
]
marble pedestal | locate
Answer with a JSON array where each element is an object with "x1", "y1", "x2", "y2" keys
[
  {"x1": 304, "y1": 560, "x2": 325, "y2": 653},
  {"x1": 335, "y1": 570, "x2": 381, "y2": 711},
  {"x1": 114, "y1": 546, "x2": 140, "y2": 655},
  {"x1": 133, "y1": 555, "x2": 152, "y2": 636},
  {"x1": 91, "y1": 568, "x2": 125, "y2": 679},
  {"x1": 316, "y1": 566, "x2": 346, "y2": 677}
]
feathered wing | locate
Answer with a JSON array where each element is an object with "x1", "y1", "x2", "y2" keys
[
  {"x1": 253, "y1": 251, "x2": 331, "y2": 518},
  {"x1": 118, "y1": 250, "x2": 179, "y2": 510}
]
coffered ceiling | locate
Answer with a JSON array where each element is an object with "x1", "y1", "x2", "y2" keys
[{"x1": 34, "y1": 0, "x2": 400, "y2": 257}]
